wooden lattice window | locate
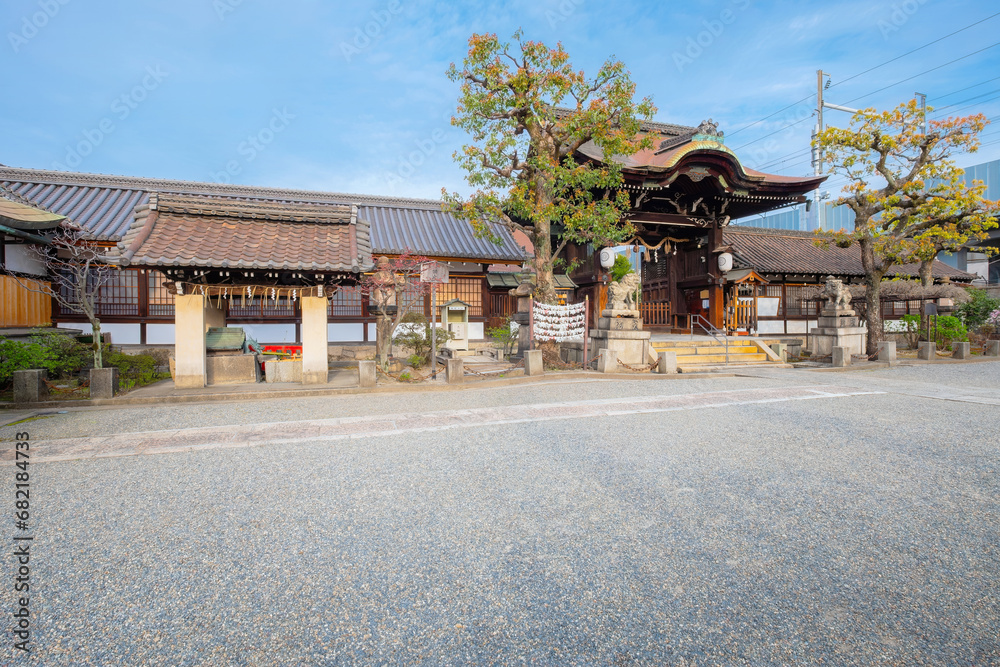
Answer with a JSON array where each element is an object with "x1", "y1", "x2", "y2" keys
[
  {"x1": 93, "y1": 269, "x2": 139, "y2": 316},
  {"x1": 228, "y1": 296, "x2": 295, "y2": 319},
  {"x1": 147, "y1": 271, "x2": 175, "y2": 317},
  {"x1": 432, "y1": 277, "x2": 483, "y2": 316},
  {"x1": 329, "y1": 285, "x2": 363, "y2": 317}
]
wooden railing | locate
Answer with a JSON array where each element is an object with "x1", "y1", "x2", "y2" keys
[
  {"x1": 725, "y1": 298, "x2": 757, "y2": 332},
  {"x1": 640, "y1": 300, "x2": 671, "y2": 326}
]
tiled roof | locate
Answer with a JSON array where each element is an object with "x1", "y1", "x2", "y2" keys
[
  {"x1": 0, "y1": 167, "x2": 523, "y2": 262},
  {"x1": 361, "y1": 205, "x2": 528, "y2": 263},
  {"x1": 724, "y1": 226, "x2": 976, "y2": 281},
  {"x1": 117, "y1": 195, "x2": 371, "y2": 273}
]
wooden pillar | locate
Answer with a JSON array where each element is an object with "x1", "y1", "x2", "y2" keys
[
  {"x1": 708, "y1": 222, "x2": 724, "y2": 330},
  {"x1": 301, "y1": 296, "x2": 328, "y2": 384}
]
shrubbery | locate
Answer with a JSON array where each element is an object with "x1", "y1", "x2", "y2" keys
[
  {"x1": 956, "y1": 288, "x2": 1000, "y2": 330},
  {"x1": 392, "y1": 313, "x2": 454, "y2": 368}
]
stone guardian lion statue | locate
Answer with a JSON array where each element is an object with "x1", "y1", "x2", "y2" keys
[
  {"x1": 821, "y1": 275, "x2": 852, "y2": 308},
  {"x1": 609, "y1": 272, "x2": 642, "y2": 310}
]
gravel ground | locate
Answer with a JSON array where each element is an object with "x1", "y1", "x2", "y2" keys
[{"x1": 1, "y1": 369, "x2": 998, "y2": 665}]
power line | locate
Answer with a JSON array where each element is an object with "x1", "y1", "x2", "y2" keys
[
  {"x1": 932, "y1": 92, "x2": 1000, "y2": 119},
  {"x1": 934, "y1": 75, "x2": 1000, "y2": 101},
  {"x1": 757, "y1": 148, "x2": 812, "y2": 170},
  {"x1": 732, "y1": 115, "x2": 813, "y2": 151},
  {"x1": 726, "y1": 13, "x2": 1000, "y2": 140},
  {"x1": 828, "y1": 11, "x2": 1000, "y2": 91},
  {"x1": 843, "y1": 40, "x2": 1000, "y2": 106},
  {"x1": 932, "y1": 88, "x2": 1000, "y2": 112}
]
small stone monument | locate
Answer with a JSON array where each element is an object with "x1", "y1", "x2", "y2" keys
[
  {"x1": 511, "y1": 279, "x2": 534, "y2": 360},
  {"x1": 589, "y1": 273, "x2": 653, "y2": 371},
  {"x1": 810, "y1": 276, "x2": 866, "y2": 360}
]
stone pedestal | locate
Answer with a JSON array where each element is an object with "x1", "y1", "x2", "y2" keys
[
  {"x1": 832, "y1": 346, "x2": 850, "y2": 367},
  {"x1": 13, "y1": 370, "x2": 47, "y2": 404},
  {"x1": 810, "y1": 306, "x2": 866, "y2": 359},
  {"x1": 524, "y1": 350, "x2": 543, "y2": 377},
  {"x1": 265, "y1": 359, "x2": 302, "y2": 383},
  {"x1": 984, "y1": 340, "x2": 1000, "y2": 357},
  {"x1": 918, "y1": 342, "x2": 936, "y2": 361},
  {"x1": 656, "y1": 351, "x2": 677, "y2": 374},
  {"x1": 446, "y1": 358, "x2": 464, "y2": 384},
  {"x1": 358, "y1": 360, "x2": 376, "y2": 388},
  {"x1": 588, "y1": 310, "x2": 652, "y2": 371},
  {"x1": 877, "y1": 341, "x2": 897, "y2": 364},
  {"x1": 90, "y1": 367, "x2": 119, "y2": 399},
  {"x1": 952, "y1": 342, "x2": 971, "y2": 359}
]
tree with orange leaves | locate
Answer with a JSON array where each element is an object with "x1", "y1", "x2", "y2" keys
[
  {"x1": 443, "y1": 29, "x2": 656, "y2": 304},
  {"x1": 814, "y1": 99, "x2": 995, "y2": 355}
]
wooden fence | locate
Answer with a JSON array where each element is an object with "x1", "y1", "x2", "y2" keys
[{"x1": 0, "y1": 275, "x2": 52, "y2": 328}]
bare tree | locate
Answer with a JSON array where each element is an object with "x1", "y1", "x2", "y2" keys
[
  {"x1": 11, "y1": 226, "x2": 115, "y2": 368},
  {"x1": 357, "y1": 252, "x2": 432, "y2": 370}
]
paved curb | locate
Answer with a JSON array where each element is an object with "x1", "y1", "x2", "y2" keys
[{"x1": 0, "y1": 370, "x2": 738, "y2": 411}]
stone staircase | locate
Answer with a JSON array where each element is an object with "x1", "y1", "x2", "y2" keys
[{"x1": 650, "y1": 338, "x2": 787, "y2": 373}]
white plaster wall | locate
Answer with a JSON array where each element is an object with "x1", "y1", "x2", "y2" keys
[
  {"x1": 5, "y1": 246, "x2": 47, "y2": 276},
  {"x1": 756, "y1": 320, "x2": 785, "y2": 335},
  {"x1": 328, "y1": 323, "x2": 364, "y2": 342},
  {"x1": 146, "y1": 324, "x2": 176, "y2": 344},
  {"x1": 786, "y1": 320, "x2": 810, "y2": 334},
  {"x1": 367, "y1": 323, "x2": 377, "y2": 340},
  {"x1": 468, "y1": 322, "x2": 485, "y2": 340},
  {"x1": 238, "y1": 324, "x2": 296, "y2": 343}
]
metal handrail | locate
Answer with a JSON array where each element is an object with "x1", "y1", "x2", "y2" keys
[{"x1": 689, "y1": 314, "x2": 730, "y2": 365}]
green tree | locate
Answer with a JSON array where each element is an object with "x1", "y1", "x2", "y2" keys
[
  {"x1": 815, "y1": 99, "x2": 992, "y2": 354},
  {"x1": 443, "y1": 30, "x2": 656, "y2": 304}
]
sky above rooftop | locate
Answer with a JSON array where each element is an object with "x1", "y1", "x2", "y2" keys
[{"x1": 2, "y1": 0, "x2": 999, "y2": 201}]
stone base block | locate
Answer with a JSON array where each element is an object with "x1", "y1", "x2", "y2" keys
[
  {"x1": 952, "y1": 342, "x2": 971, "y2": 359},
  {"x1": 877, "y1": 341, "x2": 897, "y2": 364},
  {"x1": 524, "y1": 350, "x2": 543, "y2": 377},
  {"x1": 918, "y1": 342, "x2": 936, "y2": 361},
  {"x1": 818, "y1": 315, "x2": 860, "y2": 328},
  {"x1": 821, "y1": 307, "x2": 856, "y2": 318},
  {"x1": 984, "y1": 340, "x2": 1000, "y2": 357},
  {"x1": 358, "y1": 360, "x2": 376, "y2": 388},
  {"x1": 446, "y1": 358, "x2": 464, "y2": 384},
  {"x1": 13, "y1": 370, "x2": 47, "y2": 403},
  {"x1": 89, "y1": 367, "x2": 119, "y2": 399},
  {"x1": 656, "y1": 351, "x2": 677, "y2": 374},
  {"x1": 598, "y1": 317, "x2": 642, "y2": 331},
  {"x1": 769, "y1": 343, "x2": 787, "y2": 362},
  {"x1": 832, "y1": 346, "x2": 850, "y2": 367},
  {"x1": 265, "y1": 359, "x2": 302, "y2": 383},
  {"x1": 601, "y1": 309, "x2": 640, "y2": 318},
  {"x1": 810, "y1": 326, "x2": 866, "y2": 358},
  {"x1": 589, "y1": 336, "x2": 651, "y2": 365},
  {"x1": 597, "y1": 349, "x2": 617, "y2": 373},
  {"x1": 207, "y1": 354, "x2": 260, "y2": 385}
]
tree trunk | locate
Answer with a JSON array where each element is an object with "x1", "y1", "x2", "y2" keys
[
  {"x1": 918, "y1": 258, "x2": 934, "y2": 287},
  {"x1": 532, "y1": 187, "x2": 557, "y2": 304},
  {"x1": 91, "y1": 318, "x2": 103, "y2": 369},
  {"x1": 859, "y1": 237, "x2": 887, "y2": 357},
  {"x1": 375, "y1": 314, "x2": 393, "y2": 371}
]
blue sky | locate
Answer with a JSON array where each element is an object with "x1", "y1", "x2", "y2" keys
[{"x1": 2, "y1": 0, "x2": 999, "y2": 201}]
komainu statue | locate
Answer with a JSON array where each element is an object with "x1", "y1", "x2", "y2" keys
[
  {"x1": 608, "y1": 273, "x2": 642, "y2": 310},
  {"x1": 822, "y1": 275, "x2": 852, "y2": 308}
]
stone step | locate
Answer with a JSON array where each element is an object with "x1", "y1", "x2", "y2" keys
[
  {"x1": 675, "y1": 353, "x2": 770, "y2": 364},
  {"x1": 655, "y1": 345, "x2": 761, "y2": 355},
  {"x1": 679, "y1": 362, "x2": 792, "y2": 373}
]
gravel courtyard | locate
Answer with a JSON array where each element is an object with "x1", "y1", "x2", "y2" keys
[{"x1": 2, "y1": 364, "x2": 998, "y2": 665}]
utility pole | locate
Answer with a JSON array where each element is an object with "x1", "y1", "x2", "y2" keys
[
  {"x1": 915, "y1": 92, "x2": 928, "y2": 134},
  {"x1": 813, "y1": 69, "x2": 858, "y2": 231}
]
